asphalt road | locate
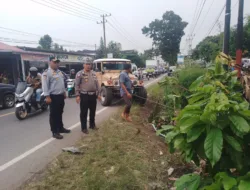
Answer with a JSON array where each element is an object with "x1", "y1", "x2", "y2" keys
[{"x1": 0, "y1": 76, "x2": 165, "y2": 190}]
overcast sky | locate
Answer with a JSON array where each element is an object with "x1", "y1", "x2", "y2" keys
[{"x1": 0, "y1": 0, "x2": 249, "y2": 54}]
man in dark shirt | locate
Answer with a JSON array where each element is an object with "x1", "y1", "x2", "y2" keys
[{"x1": 120, "y1": 64, "x2": 133, "y2": 122}]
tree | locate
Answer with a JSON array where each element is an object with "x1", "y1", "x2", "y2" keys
[
  {"x1": 39, "y1": 34, "x2": 53, "y2": 50},
  {"x1": 53, "y1": 43, "x2": 60, "y2": 51},
  {"x1": 193, "y1": 15, "x2": 250, "y2": 61},
  {"x1": 123, "y1": 51, "x2": 145, "y2": 68},
  {"x1": 96, "y1": 37, "x2": 105, "y2": 58},
  {"x1": 192, "y1": 35, "x2": 221, "y2": 63},
  {"x1": 142, "y1": 11, "x2": 188, "y2": 65},
  {"x1": 107, "y1": 41, "x2": 122, "y2": 58}
]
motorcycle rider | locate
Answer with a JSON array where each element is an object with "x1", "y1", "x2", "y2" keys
[
  {"x1": 70, "y1": 69, "x2": 76, "y2": 79},
  {"x1": 26, "y1": 67, "x2": 42, "y2": 108}
]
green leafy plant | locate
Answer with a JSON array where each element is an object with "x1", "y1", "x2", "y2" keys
[
  {"x1": 158, "y1": 60, "x2": 250, "y2": 176},
  {"x1": 174, "y1": 172, "x2": 250, "y2": 190}
]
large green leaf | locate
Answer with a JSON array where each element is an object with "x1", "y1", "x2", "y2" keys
[
  {"x1": 214, "y1": 172, "x2": 237, "y2": 190},
  {"x1": 229, "y1": 115, "x2": 250, "y2": 135},
  {"x1": 165, "y1": 131, "x2": 179, "y2": 144},
  {"x1": 200, "y1": 183, "x2": 221, "y2": 190},
  {"x1": 239, "y1": 101, "x2": 249, "y2": 110},
  {"x1": 173, "y1": 135, "x2": 185, "y2": 149},
  {"x1": 156, "y1": 125, "x2": 174, "y2": 136},
  {"x1": 238, "y1": 180, "x2": 250, "y2": 190},
  {"x1": 230, "y1": 123, "x2": 244, "y2": 138},
  {"x1": 187, "y1": 125, "x2": 205, "y2": 143},
  {"x1": 174, "y1": 174, "x2": 200, "y2": 190},
  {"x1": 224, "y1": 134, "x2": 242, "y2": 152},
  {"x1": 188, "y1": 93, "x2": 205, "y2": 104},
  {"x1": 179, "y1": 116, "x2": 200, "y2": 133},
  {"x1": 239, "y1": 110, "x2": 250, "y2": 118},
  {"x1": 200, "y1": 111, "x2": 217, "y2": 125},
  {"x1": 204, "y1": 128, "x2": 223, "y2": 167},
  {"x1": 189, "y1": 76, "x2": 204, "y2": 92}
]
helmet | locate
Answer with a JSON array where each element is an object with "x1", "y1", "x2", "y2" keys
[
  {"x1": 70, "y1": 69, "x2": 75, "y2": 73},
  {"x1": 29, "y1": 67, "x2": 38, "y2": 77}
]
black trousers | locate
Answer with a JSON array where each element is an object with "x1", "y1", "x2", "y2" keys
[
  {"x1": 50, "y1": 94, "x2": 65, "y2": 133},
  {"x1": 80, "y1": 94, "x2": 97, "y2": 130}
]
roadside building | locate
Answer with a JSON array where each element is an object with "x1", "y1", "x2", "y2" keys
[
  {"x1": 18, "y1": 47, "x2": 94, "y2": 74},
  {"x1": 0, "y1": 42, "x2": 24, "y2": 85}
]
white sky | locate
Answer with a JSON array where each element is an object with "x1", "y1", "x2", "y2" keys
[{"x1": 0, "y1": 0, "x2": 249, "y2": 54}]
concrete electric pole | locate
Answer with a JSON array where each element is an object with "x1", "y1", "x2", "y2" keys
[
  {"x1": 97, "y1": 14, "x2": 111, "y2": 58},
  {"x1": 235, "y1": 0, "x2": 244, "y2": 77},
  {"x1": 186, "y1": 34, "x2": 195, "y2": 56},
  {"x1": 223, "y1": 0, "x2": 231, "y2": 55}
]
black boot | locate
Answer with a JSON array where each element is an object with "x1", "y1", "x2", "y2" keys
[
  {"x1": 53, "y1": 133, "x2": 63, "y2": 139},
  {"x1": 60, "y1": 128, "x2": 71, "y2": 133}
]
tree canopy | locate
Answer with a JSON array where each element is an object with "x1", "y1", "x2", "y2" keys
[
  {"x1": 142, "y1": 11, "x2": 188, "y2": 65},
  {"x1": 193, "y1": 15, "x2": 250, "y2": 62},
  {"x1": 38, "y1": 34, "x2": 53, "y2": 50},
  {"x1": 96, "y1": 37, "x2": 105, "y2": 58},
  {"x1": 107, "y1": 41, "x2": 122, "y2": 58}
]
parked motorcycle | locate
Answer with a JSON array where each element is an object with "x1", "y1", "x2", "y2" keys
[
  {"x1": 15, "y1": 82, "x2": 48, "y2": 120},
  {"x1": 67, "y1": 79, "x2": 75, "y2": 98}
]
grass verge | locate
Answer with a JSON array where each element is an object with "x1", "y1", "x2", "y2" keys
[{"x1": 22, "y1": 84, "x2": 188, "y2": 190}]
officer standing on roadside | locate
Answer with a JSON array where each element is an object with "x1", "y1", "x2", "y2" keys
[
  {"x1": 42, "y1": 56, "x2": 71, "y2": 139},
  {"x1": 75, "y1": 62, "x2": 100, "y2": 134}
]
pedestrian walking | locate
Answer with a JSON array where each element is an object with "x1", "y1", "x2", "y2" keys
[
  {"x1": 120, "y1": 64, "x2": 133, "y2": 122},
  {"x1": 75, "y1": 62, "x2": 100, "y2": 134},
  {"x1": 42, "y1": 56, "x2": 71, "y2": 139}
]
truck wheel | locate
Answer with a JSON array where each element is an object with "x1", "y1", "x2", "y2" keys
[
  {"x1": 134, "y1": 87, "x2": 147, "y2": 105},
  {"x1": 100, "y1": 87, "x2": 113, "y2": 106}
]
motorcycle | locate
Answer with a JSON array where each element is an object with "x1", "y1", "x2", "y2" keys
[
  {"x1": 67, "y1": 79, "x2": 75, "y2": 98},
  {"x1": 15, "y1": 82, "x2": 48, "y2": 120}
]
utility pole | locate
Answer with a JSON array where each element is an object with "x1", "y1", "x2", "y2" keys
[
  {"x1": 97, "y1": 14, "x2": 111, "y2": 58},
  {"x1": 235, "y1": 0, "x2": 244, "y2": 77},
  {"x1": 223, "y1": 0, "x2": 231, "y2": 55},
  {"x1": 186, "y1": 34, "x2": 195, "y2": 56}
]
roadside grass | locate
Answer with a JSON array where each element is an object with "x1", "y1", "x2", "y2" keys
[{"x1": 22, "y1": 82, "x2": 188, "y2": 190}]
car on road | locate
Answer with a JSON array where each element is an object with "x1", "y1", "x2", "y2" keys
[
  {"x1": 93, "y1": 58, "x2": 147, "y2": 106},
  {"x1": 0, "y1": 83, "x2": 15, "y2": 108}
]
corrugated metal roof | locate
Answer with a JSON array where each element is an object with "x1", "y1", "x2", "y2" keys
[{"x1": 0, "y1": 42, "x2": 25, "y2": 53}]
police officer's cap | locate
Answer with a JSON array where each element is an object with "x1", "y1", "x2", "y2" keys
[{"x1": 49, "y1": 56, "x2": 60, "y2": 63}]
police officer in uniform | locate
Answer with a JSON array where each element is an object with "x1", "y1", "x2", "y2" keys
[
  {"x1": 75, "y1": 62, "x2": 100, "y2": 134},
  {"x1": 42, "y1": 56, "x2": 71, "y2": 139}
]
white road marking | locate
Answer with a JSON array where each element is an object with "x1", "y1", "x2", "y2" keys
[
  {"x1": 0, "y1": 112, "x2": 15, "y2": 118},
  {"x1": 0, "y1": 107, "x2": 108, "y2": 172},
  {"x1": 0, "y1": 76, "x2": 165, "y2": 172}
]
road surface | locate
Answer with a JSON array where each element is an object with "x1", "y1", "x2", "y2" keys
[{"x1": 0, "y1": 76, "x2": 164, "y2": 190}]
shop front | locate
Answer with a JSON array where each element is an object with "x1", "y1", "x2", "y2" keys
[{"x1": 20, "y1": 52, "x2": 50, "y2": 79}]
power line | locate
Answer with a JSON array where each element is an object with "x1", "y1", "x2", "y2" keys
[
  {"x1": 196, "y1": 0, "x2": 215, "y2": 33},
  {"x1": 0, "y1": 26, "x2": 96, "y2": 47},
  {"x1": 189, "y1": 0, "x2": 202, "y2": 34},
  {"x1": 30, "y1": 0, "x2": 98, "y2": 22},
  {"x1": 37, "y1": 0, "x2": 99, "y2": 21},
  {"x1": 190, "y1": 0, "x2": 208, "y2": 35},
  {"x1": 107, "y1": 21, "x2": 142, "y2": 50},
  {"x1": 110, "y1": 16, "x2": 137, "y2": 43},
  {"x1": 47, "y1": 0, "x2": 100, "y2": 19},
  {"x1": 206, "y1": 4, "x2": 226, "y2": 37},
  {"x1": 67, "y1": 0, "x2": 108, "y2": 15},
  {"x1": 74, "y1": 0, "x2": 110, "y2": 14},
  {"x1": 54, "y1": 0, "x2": 102, "y2": 18}
]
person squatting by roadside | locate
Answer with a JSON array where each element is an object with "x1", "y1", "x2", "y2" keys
[
  {"x1": 120, "y1": 64, "x2": 133, "y2": 122},
  {"x1": 75, "y1": 62, "x2": 101, "y2": 134},
  {"x1": 42, "y1": 56, "x2": 71, "y2": 140}
]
